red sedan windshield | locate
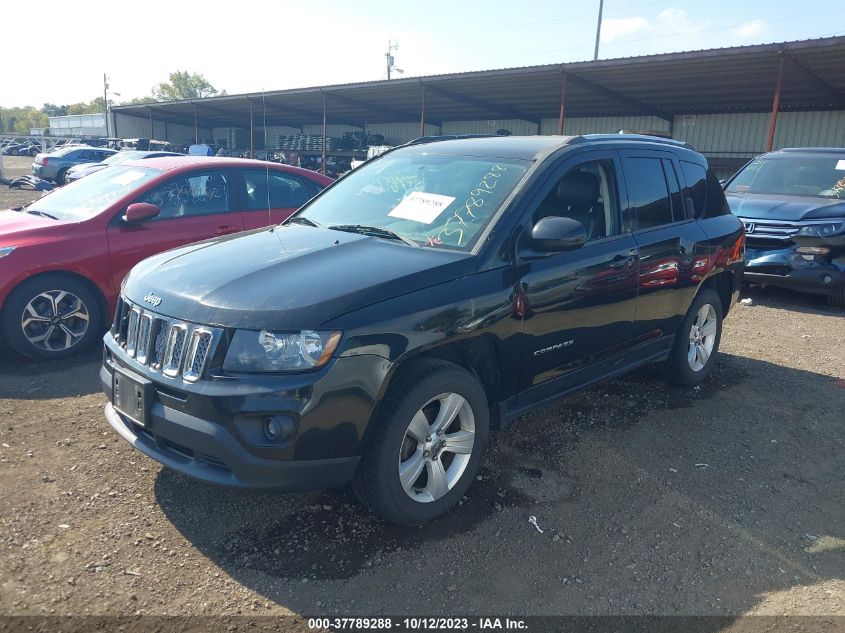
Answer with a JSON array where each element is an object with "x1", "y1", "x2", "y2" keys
[{"x1": 26, "y1": 166, "x2": 163, "y2": 221}]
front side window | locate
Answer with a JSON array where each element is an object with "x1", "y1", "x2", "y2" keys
[
  {"x1": 533, "y1": 159, "x2": 620, "y2": 240},
  {"x1": 296, "y1": 149, "x2": 530, "y2": 250},
  {"x1": 624, "y1": 157, "x2": 673, "y2": 230},
  {"x1": 139, "y1": 171, "x2": 231, "y2": 220},
  {"x1": 726, "y1": 156, "x2": 845, "y2": 198},
  {"x1": 243, "y1": 170, "x2": 310, "y2": 210}
]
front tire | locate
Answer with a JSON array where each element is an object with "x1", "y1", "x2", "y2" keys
[
  {"x1": 353, "y1": 360, "x2": 489, "y2": 526},
  {"x1": 1, "y1": 275, "x2": 103, "y2": 360},
  {"x1": 56, "y1": 167, "x2": 69, "y2": 185},
  {"x1": 665, "y1": 288, "x2": 723, "y2": 386}
]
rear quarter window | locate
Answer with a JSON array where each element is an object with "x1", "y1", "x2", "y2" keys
[{"x1": 704, "y1": 170, "x2": 730, "y2": 218}]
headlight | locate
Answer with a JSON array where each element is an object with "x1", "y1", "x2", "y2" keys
[
  {"x1": 0, "y1": 246, "x2": 15, "y2": 259},
  {"x1": 223, "y1": 329, "x2": 342, "y2": 373},
  {"x1": 796, "y1": 221, "x2": 844, "y2": 237}
]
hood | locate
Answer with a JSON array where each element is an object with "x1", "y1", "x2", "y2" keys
[
  {"x1": 727, "y1": 192, "x2": 845, "y2": 221},
  {"x1": 0, "y1": 209, "x2": 74, "y2": 244},
  {"x1": 123, "y1": 224, "x2": 473, "y2": 330}
]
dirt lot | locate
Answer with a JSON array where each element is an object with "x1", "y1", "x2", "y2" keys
[{"x1": 0, "y1": 154, "x2": 843, "y2": 618}]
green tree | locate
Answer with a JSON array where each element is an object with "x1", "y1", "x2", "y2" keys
[
  {"x1": 152, "y1": 71, "x2": 222, "y2": 101},
  {"x1": 42, "y1": 103, "x2": 68, "y2": 116}
]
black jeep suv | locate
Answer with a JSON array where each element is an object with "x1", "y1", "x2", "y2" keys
[
  {"x1": 102, "y1": 135, "x2": 744, "y2": 525},
  {"x1": 725, "y1": 147, "x2": 845, "y2": 306}
]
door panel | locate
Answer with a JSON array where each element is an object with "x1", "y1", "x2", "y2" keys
[
  {"x1": 620, "y1": 150, "x2": 707, "y2": 337},
  {"x1": 241, "y1": 169, "x2": 313, "y2": 229},
  {"x1": 517, "y1": 151, "x2": 639, "y2": 400},
  {"x1": 106, "y1": 170, "x2": 244, "y2": 290}
]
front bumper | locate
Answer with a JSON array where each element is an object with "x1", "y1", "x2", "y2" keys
[
  {"x1": 744, "y1": 244, "x2": 845, "y2": 296},
  {"x1": 101, "y1": 337, "x2": 390, "y2": 491},
  {"x1": 104, "y1": 400, "x2": 358, "y2": 490}
]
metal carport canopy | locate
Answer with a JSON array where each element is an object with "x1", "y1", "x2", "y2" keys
[{"x1": 112, "y1": 35, "x2": 845, "y2": 130}]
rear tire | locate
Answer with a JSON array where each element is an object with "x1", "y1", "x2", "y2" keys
[
  {"x1": 1, "y1": 275, "x2": 103, "y2": 360},
  {"x1": 665, "y1": 288, "x2": 723, "y2": 387},
  {"x1": 827, "y1": 288, "x2": 845, "y2": 308},
  {"x1": 353, "y1": 360, "x2": 489, "y2": 526},
  {"x1": 56, "y1": 167, "x2": 69, "y2": 185}
]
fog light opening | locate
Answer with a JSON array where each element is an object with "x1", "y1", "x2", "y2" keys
[
  {"x1": 822, "y1": 274, "x2": 832, "y2": 285},
  {"x1": 263, "y1": 415, "x2": 295, "y2": 443}
]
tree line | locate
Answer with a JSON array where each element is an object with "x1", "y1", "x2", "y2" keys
[{"x1": 0, "y1": 71, "x2": 223, "y2": 135}]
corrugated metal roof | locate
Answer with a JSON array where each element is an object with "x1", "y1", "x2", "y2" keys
[{"x1": 112, "y1": 36, "x2": 845, "y2": 130}]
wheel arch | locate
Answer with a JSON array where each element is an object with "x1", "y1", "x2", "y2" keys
[
  {"x1": 368, "y1": 334, "x2": 505, "y2": 441},
  {"x1": 699, "y1": 269, "x2": 735, "y2": 317},
  {"x1": 2, "y1": 269, "x2": 110, "y2": 330}
]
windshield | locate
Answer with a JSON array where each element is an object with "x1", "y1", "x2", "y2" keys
[
  {"x1": 726, "y1": 156, "x2": 845, "y2": 199},
  {"x1": 296, "y1": 149, "x2": 529, "y2": 250},
  {"x1": 26, "y1": 165, "x2": 162, "y2": 221}
]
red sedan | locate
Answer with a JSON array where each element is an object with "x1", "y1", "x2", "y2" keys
[{"x1": 0, "y1": 157, "x2": 333, "y2": 359}]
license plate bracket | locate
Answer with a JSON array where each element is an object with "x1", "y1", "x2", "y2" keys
[{"x1": 112, "y1": 367, "x2": 153, "y2": 428}]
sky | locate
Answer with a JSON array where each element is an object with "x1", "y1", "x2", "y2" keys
[{"x1": 3, "y1": 0, "x2": 844, "y2": 108}]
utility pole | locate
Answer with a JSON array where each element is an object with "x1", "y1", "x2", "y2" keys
[
  {"x1": 593, "y1": 0, "x2": 604, "y2": 61},
  {"x1": 103, "y1": 73, "x2": 110, "y2": 137},
  {"x1": 386, "y1": 40, "x2": 400, "y2": 79}
]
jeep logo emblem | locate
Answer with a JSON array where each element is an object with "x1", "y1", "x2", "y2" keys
[{"x1": 143, "y1": 292, "x2": 162, "y2": 307}]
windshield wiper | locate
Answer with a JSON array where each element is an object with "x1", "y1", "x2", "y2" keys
[
  {"x1": 26, "y1": 208, "x2": 59, "y2": 220},
  {"x1": 329, "y1": 224, "x2": 419, "y2": 247},
  {"x1": 286, "y1": 216, "x2": 322, "y2": 228}
]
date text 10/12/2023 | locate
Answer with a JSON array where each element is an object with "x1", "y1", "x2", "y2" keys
[{"x1": 307, "y1": 617, "x2": 528, "y2": 630}]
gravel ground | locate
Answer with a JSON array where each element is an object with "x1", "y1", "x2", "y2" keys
[{"x1": 0, "y1": 155, "x2": 843, "y2": 618}]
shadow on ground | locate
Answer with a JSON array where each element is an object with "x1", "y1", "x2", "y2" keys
[{"x1": 155, "y1": 353, "x2": 844, "y2": 615}]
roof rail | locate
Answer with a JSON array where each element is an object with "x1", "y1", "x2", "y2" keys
[
  {"x1": 403, "y1": 133, "x2": 499, "y2": 146},
  {"x1": 778, "y1": 147, "x2": 845, "y2": 153},
  {"x1": 577, "y1": 133, "x2": 694, "y2": 150}
]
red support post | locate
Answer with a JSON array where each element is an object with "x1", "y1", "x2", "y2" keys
[
  {"x1": 558, "y1": 73, "x2": 568, "y2": 135},
  {"x1": 419, "y1": 85, "x2": 427, "y2": 137},
  {"x1": 766, "y1": 55, "x2": 785, "y2": 152},
  {"x1": 322, "y1": 92, "x2": 328, "y2": 176}
]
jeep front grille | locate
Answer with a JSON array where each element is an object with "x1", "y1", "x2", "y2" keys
[{"x1": 112, "y1": 297, "x2": 221, "y2": 382}]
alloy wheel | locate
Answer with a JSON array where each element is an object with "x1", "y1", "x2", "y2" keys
[
  {"x1": 21, "y1": 290, "x2": 90, "y2": 352},
  {"x1": 687, "y1": 303, "x2": 717, "y2": 372},
  {"x1": 398, "y1": 392, "x2": 476, "y2": 503}
]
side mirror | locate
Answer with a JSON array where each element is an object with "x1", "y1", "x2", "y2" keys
[
  {"x1": 530, "y1": 216, "x2": 587, "y2": 253},
  {"x1": 123, "y1": 202, "x2": 160, "y2": 223}
]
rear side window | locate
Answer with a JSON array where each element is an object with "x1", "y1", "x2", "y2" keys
[
  {"x1": 243, "y1": 170, "x2": 311, "y2": 210},
  {"x1": 623, "y1": 157, "x2": 673, "y2": 230},
  {"x1": 680, "y1": 161, "x2": 707, "y2": 217}
]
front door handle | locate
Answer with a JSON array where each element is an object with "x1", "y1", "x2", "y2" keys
[
  {"x1": 214, "y1": 225, "x2": 240, "y2": 235},
  {"x1": 609, "y1": 251, "x2": 637, "y2": 269}
]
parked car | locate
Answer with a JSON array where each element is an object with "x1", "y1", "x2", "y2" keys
[
  {"x1": 725, "y1": 147, "x2": 845, "y2": 306},
  {"x1": 101, "y1": 135, "x2": 744, "y2": 525},
  {"x1": 65, "y1": 150, "x2": 184, "y2": 183},
  {"x1": 32, "y1": 146, "x2": 118, "y2": 184},
  {"x1": 0, "y1": 157, "x2": 333, "y2": 359}
]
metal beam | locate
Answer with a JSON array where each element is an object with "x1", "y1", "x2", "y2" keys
[
  {"x1": 563, "y1": 71, "x2": 673, "y2": 122},
  {"x1": 326, "y1": 90, "x2": 441, "y2": 125},
  {"x1": 419, "y1": 85, "x2": 426, "y2": 137},
  {"x1": 254, "y1": 98, "x2": 362, "y2": 129},
  {"x1": 423, "y1": 83, "x2": 540, "y2": 125},
  {"x1": 783, "y1": 53, "x2": 845, "y2": 107}
]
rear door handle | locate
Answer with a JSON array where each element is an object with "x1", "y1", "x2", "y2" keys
[{"x1": 214, "y1": 225, "x2": 240, "y2": 235}]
